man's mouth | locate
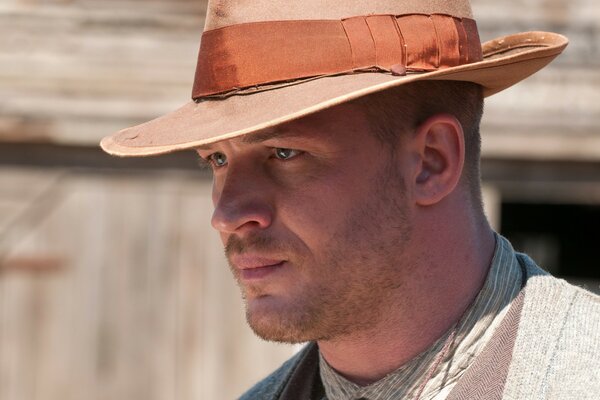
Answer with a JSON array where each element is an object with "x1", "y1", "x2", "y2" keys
[{"x1": 230, "y1": 255, "x2": 287, "y2": 280}]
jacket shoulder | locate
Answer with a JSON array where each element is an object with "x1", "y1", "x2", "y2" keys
[
  {"x1": 239, "y1": 343, "x2": 315, "y2": 400},
  {"x1": 504, "y1": 253, "x2": 600, "y2": 399}
]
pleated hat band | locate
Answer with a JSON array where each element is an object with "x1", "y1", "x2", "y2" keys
[{"x1": 193, "y1": 14, "x2": 482, "y2": 99}]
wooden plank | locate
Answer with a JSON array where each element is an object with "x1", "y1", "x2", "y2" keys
[{"x1": 0, "y1": 1, "x2": 205, "y2": 145}]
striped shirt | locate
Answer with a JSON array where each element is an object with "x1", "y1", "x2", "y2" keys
[{"x1": 319, "y1": 234, "x2": 523, "y2": 400}]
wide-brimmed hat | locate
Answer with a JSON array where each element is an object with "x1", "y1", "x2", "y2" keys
[{"x1": 100, "y1": 0, "x2": 568, "y2": 157}]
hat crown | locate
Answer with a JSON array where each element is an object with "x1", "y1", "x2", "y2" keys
[{"x1": 204, "y1": 0, "x2": 474, "y2": 31}]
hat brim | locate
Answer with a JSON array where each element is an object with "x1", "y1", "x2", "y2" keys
[{"x1": 101, "y1": 31, "x2": 567, "y2": 157}]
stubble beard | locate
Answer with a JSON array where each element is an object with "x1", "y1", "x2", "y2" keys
[{"x1": 226, "y1": 159, "x2": 413, "y2": 344}]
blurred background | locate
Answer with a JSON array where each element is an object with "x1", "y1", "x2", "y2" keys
[{"x1": 0, "y1": 0, "x2": 598, "y2": 399}]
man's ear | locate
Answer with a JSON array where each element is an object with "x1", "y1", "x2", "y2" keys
[{"x1": 410, "y1": 114, "x2": 465, "y2": 206}]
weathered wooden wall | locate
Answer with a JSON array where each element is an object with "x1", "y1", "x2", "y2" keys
[
  {"x1": 0, "y1": 0, "x2": 205, "y2": 145},
  {"x1": 473, "y1": 0, "x2": 600, "y2": 161}
]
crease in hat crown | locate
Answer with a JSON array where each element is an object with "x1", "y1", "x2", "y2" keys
[{"x1": 100, "y1": 0, "x2": 568, "y2": 157}]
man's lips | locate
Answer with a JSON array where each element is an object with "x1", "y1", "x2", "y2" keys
[{"x1": 230, "y1": 255, "x2": 287, "y2": 280}]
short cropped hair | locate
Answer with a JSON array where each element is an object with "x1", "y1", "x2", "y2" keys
[{"x1": 352, "y1": 80, "x2": 484, "y2": 205}]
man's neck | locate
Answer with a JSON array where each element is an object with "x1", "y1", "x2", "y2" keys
[{"x1": 317, "y1": 213, "x2": 496, "y2": 386}]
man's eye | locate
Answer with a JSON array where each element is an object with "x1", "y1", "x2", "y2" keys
[
  {"x1": 208, "y1": 152, "x2": 228, "y2": 167},
  {"x1": 274, "y1": 148, "x2": 301, "y2": 160}
]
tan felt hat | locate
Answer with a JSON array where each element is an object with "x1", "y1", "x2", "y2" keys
[{"x1": 100, "y1": 0, "x2": 568, "y2": 157}]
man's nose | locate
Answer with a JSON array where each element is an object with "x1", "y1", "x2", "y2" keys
[{"x1": 210, "y1": 171, "x2": 274, "y2": 234}]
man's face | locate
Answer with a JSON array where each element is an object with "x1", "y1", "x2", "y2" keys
[{"x1": 197, "y1": 104, "x2": 415, "y2": 343}]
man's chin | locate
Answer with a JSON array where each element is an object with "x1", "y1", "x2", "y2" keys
[{"x1": 244, "y1": 297, "x2": 317, "y2": 344}]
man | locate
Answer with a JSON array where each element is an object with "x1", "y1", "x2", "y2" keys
[{"x1": 101, "y1": 1, "x2": 599, "y2": 399}]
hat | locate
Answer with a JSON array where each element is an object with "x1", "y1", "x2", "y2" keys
[{"x1": 100, "y1": 0, "x2": 568, "y2": 157}]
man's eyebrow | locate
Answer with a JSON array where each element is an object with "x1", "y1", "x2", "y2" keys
[
  {"x1": 195, "y1": 128, "x2": 305, "y2": 151},
  {"x1": 240, "y1": 128, "x2": 302, "y2": 144},
  {"x1": 197, "y1": 128, "x2": 303, "y2": 150},
  {"x1": 196, "y1": 143, "x2": 213, "y2": 151}
]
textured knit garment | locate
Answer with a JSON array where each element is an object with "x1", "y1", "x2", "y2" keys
[{"x1": 319, "y1": 234, "x2": 523, "y2": 400}]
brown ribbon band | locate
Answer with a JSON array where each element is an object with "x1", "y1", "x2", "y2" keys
[{"x1": 192, "y1": 14, "x2": 482, "y2": 99}]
